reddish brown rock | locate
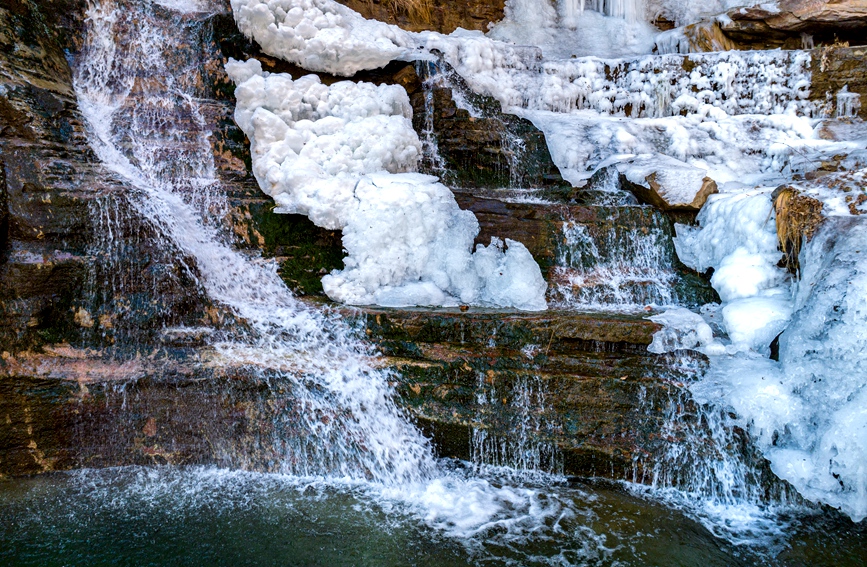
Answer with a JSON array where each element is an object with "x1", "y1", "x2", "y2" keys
[{"x1": 334, "y1": 0, "x2": 505, "y2": 34}]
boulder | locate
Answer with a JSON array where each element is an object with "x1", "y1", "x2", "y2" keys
[
  {"x1": 660, "y1": 0, "x2": 867, "y2": 53},
  {"x1": 723, "y1": 0, "x2": 867, "y2": 37},
  {"x1": 616, "y1": 154, "x2": 718, "y2": 212}
]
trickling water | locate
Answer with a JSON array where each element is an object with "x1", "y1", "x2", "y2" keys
[
  {"x1": 414, "y1": 61, "x2": 449, "y2": 177},
  {"x1": 74, "y1": 0, "x2": 436, "y2": 485},
  {"x1": 549, "y1": 210, "x2": 683, "y2": 309},
  {"x1": 471, "y1": 371, "x2": 562, "y2": 474}
]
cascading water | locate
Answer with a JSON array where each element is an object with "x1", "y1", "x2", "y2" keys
[
  {"x1": 69, "y1": 1, "x2": 614, "y2": 562},
  {"x1": 471, "y1": 371, "x2": 562, "y2": 475},
  {"x1": 549, "y1": 210, "x2": 684, "y2": 310},
  {"x1": 414, "y1": 61, "x2": 450, "y2": 178},
  {"x1": 74, "y1": 0, "x2": 436, "y2": 484},
  {"x1": 29, "y1": 0, "x2": 859, "y2": 562}
]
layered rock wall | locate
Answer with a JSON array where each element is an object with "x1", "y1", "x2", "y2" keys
[{"x1": 335, "y1": 0, "x2": 505, "y2": 33}]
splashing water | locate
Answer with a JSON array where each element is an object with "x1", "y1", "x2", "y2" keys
[{"x1": 74, "y1": 0, "x2": 435, "y2": 485}]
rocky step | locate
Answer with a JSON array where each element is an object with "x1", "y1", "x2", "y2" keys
[
  {"x1": 0, "y1": 306, "x2": 713, "y2": 481},
  {"x1": 456, "y1": 195, "x2": 717, "y2": 307},
  {"x1": 344, "y1": 306, "x2": 711, "y2": 477}
]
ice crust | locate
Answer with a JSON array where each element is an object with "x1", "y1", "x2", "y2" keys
[
  {"x1": 674, "y1": 190, "x2": 792, "y2": 353},
  {"x1": 226, "y1": 58, "x2": 547, "y2": 310},
  {"x1": 690, "y1": 219, "x2": 867, "y2": 522},
  {"x1": 230, "y1": 0, "x2": 415, "y2": 76}
]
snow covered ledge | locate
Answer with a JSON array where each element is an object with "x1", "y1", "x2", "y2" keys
[{"x1": 226, "y1": 58, "x2": 547, "y2": 310}]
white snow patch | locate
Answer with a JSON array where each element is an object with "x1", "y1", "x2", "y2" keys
[{"x1": 227, "y1": 59, "x2": 547, "y2": 310}]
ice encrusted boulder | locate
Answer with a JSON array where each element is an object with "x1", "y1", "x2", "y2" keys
[
  {"x1": 618, "y1": 154, "x2": 718, "y2": 212},
  {"x1": 230, "y1": 0, "x2": 415, "y2": 76},
  {"x1": 226, "y1": 58, "x2": 548, "y2": 310}
]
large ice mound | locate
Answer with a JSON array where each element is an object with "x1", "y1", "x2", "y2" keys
[
  {"x1": 230, "y1": 0, "x2": 415, "y2": 76},
  {"x1": 226, "y1": 58, "x2": 547, "y2": 310}
]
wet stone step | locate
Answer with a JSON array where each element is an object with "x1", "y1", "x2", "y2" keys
[{"x1": 344, "y1": 305, "x2": 708, "y2": 478}]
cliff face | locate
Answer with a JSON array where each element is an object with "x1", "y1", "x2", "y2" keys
[{"x1": 667, "y1": 0, "x2": 867, "y2": 55}]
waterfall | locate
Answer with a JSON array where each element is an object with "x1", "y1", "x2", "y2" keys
[
  {"x1": 576, "y1": 0, "x2": 645, "y2": 23},
  {"x1": 71, "y1": 4, "x2": 592, "y2": 554},
  {"x1": 73, "y1": 0, "x2": 436, "y2": 485}
]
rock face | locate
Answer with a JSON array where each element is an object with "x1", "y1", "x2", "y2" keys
[
  {"x1": 723, "y1": 0, "x2": 867, "y2": 43},
  {"x1": 0, "y1": 309, "x2": 721, "y2": 482},
  {"x1": 2, "y1": 0, "x2": 857, "y2": 490},
  {"x1": 334, "y1": 0, "x2": 505, "y2": 33},
  {"x1": 811, "y1": 45, "x2": 867, "y2": 120},
  {"x1": 664, "y1": 0, "x2": 867, "y2": 53}
]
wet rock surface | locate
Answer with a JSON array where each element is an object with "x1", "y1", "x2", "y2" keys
[
  {"x1": 334, "y1": 0, "x2": 506, "y2": 34},
  {"x1": 0, "y1": 308, "x2": 710, "y2": 481},
  {"x1": 409, "y1": 64, "x2": 569, "y2": 192}
]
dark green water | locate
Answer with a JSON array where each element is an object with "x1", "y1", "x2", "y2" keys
[{"x1": 0, "y1": 466, "x2": 864, "y2": 567}]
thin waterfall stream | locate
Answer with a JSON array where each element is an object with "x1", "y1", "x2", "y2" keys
[{"x1": 74, "y1": 0, "x2": 436, "y2": 485}]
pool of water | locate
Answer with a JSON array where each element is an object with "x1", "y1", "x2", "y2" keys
[{"x1": 1, "y1": 465, "x2": 864, "y2": 567}]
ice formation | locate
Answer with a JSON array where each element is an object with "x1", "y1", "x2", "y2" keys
[
  {"x1": 671, "y1": 191, "x2": 867, "y2": 521},
  {"x1": 226, "y1": 58, "x2": 547, "y2": 310},
  {"x1": 488, "y1": 0, "x2": 657, "y2": 59},
  {"x1": 230, "y1": 0, "x2": 416, "y2": 76},
  {"x1": 646, "y1": 0, "x2": 764, "y2": 27},
  {"x1": 689, "y1": 219, "x2": 867, "y2": 522},
  {"x1": 675, "y1": 190, "x2": 792, "y2": 353}
]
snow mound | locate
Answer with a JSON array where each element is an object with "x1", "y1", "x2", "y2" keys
[
  {"x1": 227, "y1": 58, "x2": 547, "y2": 310},
  {"x1": 230, "y1": 0, "x2": 415, "y2": 76}
]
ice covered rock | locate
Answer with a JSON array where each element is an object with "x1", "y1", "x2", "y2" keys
[
  {"x1": 227, "y1": 58, "x2": 548, "y2": 310},
  {"x1": 617, "y1": 154, "x2": 718, "y2": 212},
  {"x1": 674, "y1": 190, "x2": 795, "y2": 350},
  {"x1": 692, "y1": 218, "x2": 867, "y2": 522},
  {"x1": 230, "y1": 0, "x2": 415, "y2": 76},
  {"x1": 723, "y1": 0, "x2": 867, "y2": 38}
]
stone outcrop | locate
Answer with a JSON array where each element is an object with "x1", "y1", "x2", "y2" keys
[
  {"x1": 661, "y1": 0, "x2": 867, "y2": 53},
  {"x1": 615, "y1": 156, "x2": 719, "y2": 213},
  {"x1": 722, "y1": 0, "x2": 867, "y2": 43},
  {"x1": 334, "y1": 0, "x2": 505, "y2": 34}
]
